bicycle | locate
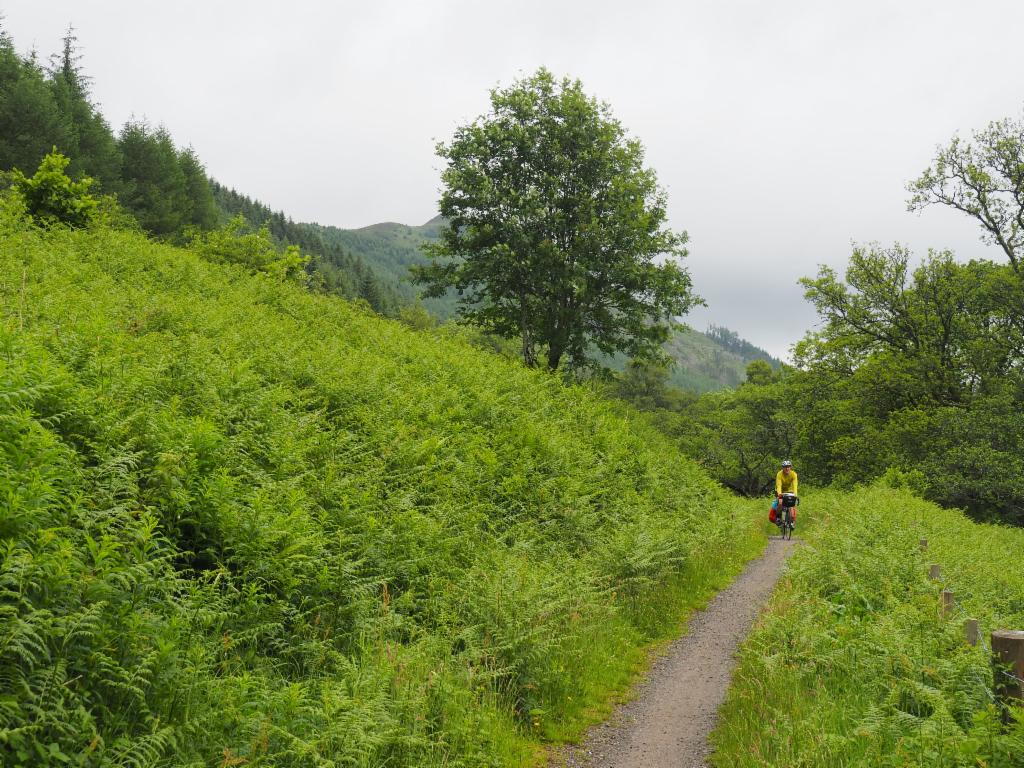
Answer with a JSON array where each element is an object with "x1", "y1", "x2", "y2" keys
[{"x1": 775, "y1": 493, "x2": 798, "y2": 540}]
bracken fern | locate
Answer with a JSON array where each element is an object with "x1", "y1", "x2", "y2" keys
[{"x1": 0, "y1": 208, "x2": 765, "y2": 766}]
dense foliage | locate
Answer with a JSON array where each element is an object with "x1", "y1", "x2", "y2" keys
[
  {"x1": 711, "y1": 485, "x2": 1024, "y2": 766},
  {"x1": 623, "y1": 248, "x2": 1024, "y2": 521},
  {"x1": 416, "y1": 68, "x2": 698, "y2": 372},
  {"x1": 792, "y1": 112, "x2": 1024, "y2": 524},
  {"x1": 791, "y1": 245, "x2": 1024, "y2": 522},
  {"x1": 0, "y1": 204, "x2": 764, "y2": 766},
  {"x1": 11, "y1": 148, "x2": 96, "y2": 227}
]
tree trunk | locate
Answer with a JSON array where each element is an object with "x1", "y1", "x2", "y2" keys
[
  {"x1": 546, "y1": 345, "x2": 563, "y2": 371},
  {"x1": 521, "y1": 333, "x2": 536, "y2": 367},
  {"x1": 520, "y1": 299, "x2": 535, "y2": 367}
]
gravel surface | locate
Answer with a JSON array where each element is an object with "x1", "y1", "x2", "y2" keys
[{"x1": 550, "y1": 536, "x2": 797, "y2": 768}]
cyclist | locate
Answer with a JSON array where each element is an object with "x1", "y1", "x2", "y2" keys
[
  {"x1": 771, "y1": 460, "x2": 799, "y2": 530},
  {"x1": 776, "y1": 459, "x2": 798, "y2": 498}
]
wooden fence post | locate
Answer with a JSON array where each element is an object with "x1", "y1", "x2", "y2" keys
[
  {"x1": 919, "y1": 538, "x2": 928, "y2": 551},
  {"x1": 941, "y1": 589, "x2": 954, "y2": 617},
  {"x1": 991, "y1": 630, "x2": 1024, "y2": 717},
  {"x1": 928, "y1": 564, "x2": 942, "y2": 581},
  {"x1": 963, "y1": 618, "x2": 979, "y2": 647}
]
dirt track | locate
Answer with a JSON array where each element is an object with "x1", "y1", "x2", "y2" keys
[{"x1": 551, "y1": 536, "x2": 797, "y2": 768}]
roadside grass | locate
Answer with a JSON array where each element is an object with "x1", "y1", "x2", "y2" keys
[
  {"x1": 710, "y1": 485, "x2": 1024, "y2": 767},
  {"x1": 0, "y1": 207, "x2": 765, "y2": 768},
  {"x1": 543, "y1": 498, "x2": 769, "y2": 744}
]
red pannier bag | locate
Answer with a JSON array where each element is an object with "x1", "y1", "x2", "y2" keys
[{"x1": 768, "y1": 507, "x2": 777, "y2": 523}]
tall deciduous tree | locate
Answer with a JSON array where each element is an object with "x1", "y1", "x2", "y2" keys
[
  {"x1": 415, "y1": 68, "x2": 699, "y2": 372},
  {"x1": 909, "y1": 110, "x2": 1024, "y2": 272}
]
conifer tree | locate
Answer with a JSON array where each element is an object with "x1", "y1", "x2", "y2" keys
[
  {"x1": 0, "y1": 26, "x2": 68, "y2": 173},
  {"x1": 46, "y1": 26, "x2": 121, "y2": 191},
  {"x1": 360, "y1": 267, "x2": 385, "y2": 312},
  {"x1": 118, "y1": 121, "x2": 189, "y2": 236},
  {"x1": 177, "y1": 147, "x2": 218, "y2": 230}
]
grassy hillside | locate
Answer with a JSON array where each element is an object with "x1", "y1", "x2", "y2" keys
[
  {"x1": 710, "y1": 485, "x2": 1024, "y2": 766},
  {"x1": 0, "y1": 205, "x2": 765, "y2": 767}
]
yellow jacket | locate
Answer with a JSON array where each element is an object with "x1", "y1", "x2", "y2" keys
[{"x1": 776, "y1": 469, "x2": 798, "y2": 496}]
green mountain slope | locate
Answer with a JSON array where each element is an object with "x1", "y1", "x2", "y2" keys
[
  {"x1": 210, "y1": 181, "x2": 406, "y2": 313},
  {"x1": 662, "y1": 327, "x2": 779, "y2": 393},
  {"x1": 0, "y1": 207, "x2": 763, "y2": 766},
  {"x1": 211, "y1": 181, "x2": 455, "y2": 317},
  {"x1": 317, "y1": 215, "x2": 457, "y2": 318}
]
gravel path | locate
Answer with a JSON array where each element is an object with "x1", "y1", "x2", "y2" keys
[{"x1": 550, "y1": 536, "x2": 797, "y2": 768}]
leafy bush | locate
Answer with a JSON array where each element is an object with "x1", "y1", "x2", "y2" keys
[
  {"x1": 189, "y1": 214, "x2": 310, "y2": 282},
  {"x1": 10, "y1": 149, "x2": 97, "y2": 227},
  {"x1": 0, "y1": 209, "x2": 763, "y2": 766},
  {"x1": 710, "y1": 485, "x2": 1024, "y2": 767}
]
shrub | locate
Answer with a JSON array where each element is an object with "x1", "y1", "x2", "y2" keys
[
  {"x1": 189, "y1": 214, "x2": 309, "y2": 282},
  {"x1": 10, "y1": 149, "x2": 97, "y2": 227}
]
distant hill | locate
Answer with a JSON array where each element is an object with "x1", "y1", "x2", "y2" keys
[
  {"x1": 662, "y1": 326, "x2": 779, "y2": 393},
  {"x1": 313, "y1": 216, "x2": 458, "y2": 318},
  {"x1": 210, "y1": 186, "x2": 456, "y2": 318},
  {"x1": 210, "y1": 182, "x2": 406, "y2": 314}
]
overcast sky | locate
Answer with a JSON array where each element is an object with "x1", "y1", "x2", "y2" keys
[{"x1": 5, "y1": 1, "x2": 1023, "y2": 357}]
